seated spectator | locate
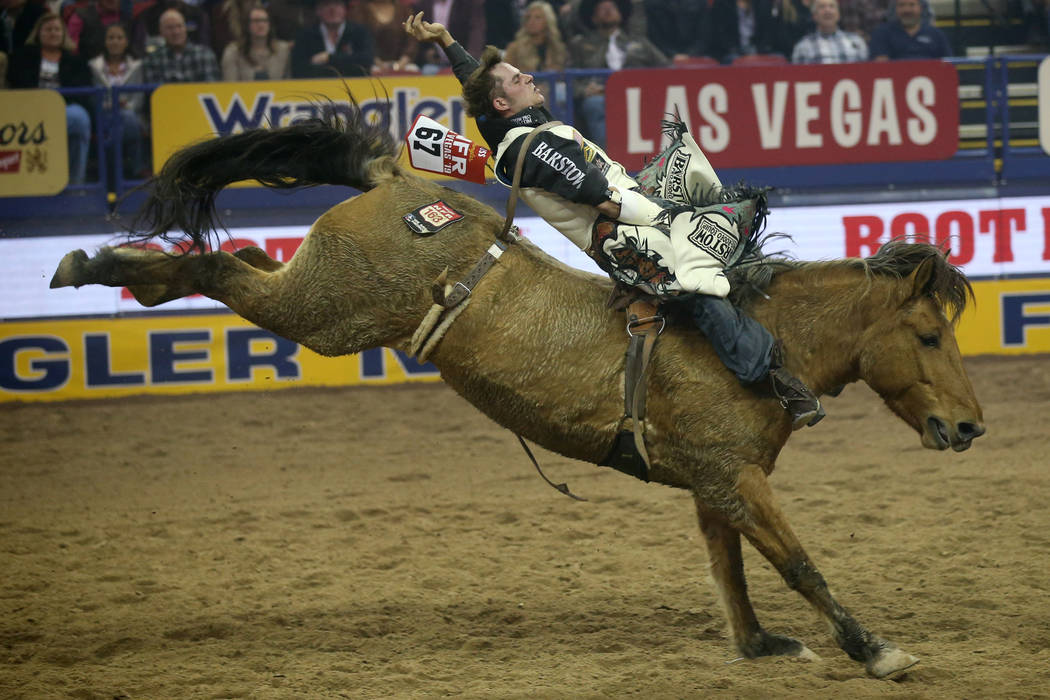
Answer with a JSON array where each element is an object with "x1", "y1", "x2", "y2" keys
[
  {"x1": 1, "y1": 0, "x2": 47, "y2": 58},
  {"x1": 67, "y1": 0, "x2": 130, "y2": 61},
  {"x1": 133, "y1": 0, "x2": 210, "y2": 57},
  {"x1": 837, "y1": 0, "x2": 884, "y2": 41},
  {"x1": 504, "y1": 1, "x2": 568, "y2": 75},
  {"x1": 791, "y1": 0, "x2": 867, "y2": 63},
  {"x1": 220, "y1": 5, "x2": 290, "y2": 80},
  {"x1": 265, "y1": 0, "x2": 311, "y2": 42},
  {"x1": 504, "y1": 1, "x2": 568, "y2": 105},
  {"x1": 142, "y1": 8, "x2": 220, "y2": 82},
  {"x1": 560, "y1": 0, "x2": 646, "y2": 43},
  {"x1": 290, "y1": 0, "x2": 373, "y2": 78},
  {"x1": 8, "y1": 11, "x2": 93, "y2": 185},
  {"x1": 349, "y1": 0, "x2": 418, "y2": 73},
  {"x1": 569, "y1": 0, "x2": 668, "y2": 147},
  {"x1": 773, "y1": 0, "x2": 814, "y2": 57},
  {"x1": 210, "y1": 0, "x2": 257, "y2": 58},
  {"x1": 869, "y1": 0, "x2": 950, "y2": 59},
  {"x1": 643, "y1": 0, "x2": 708, "y2": 62},
  {"x1": 88, "y1": 22, "x2": 146, "y2": 179},
  {"x1": 708, "y1": 0, "x2": 779, "y2": 63}
]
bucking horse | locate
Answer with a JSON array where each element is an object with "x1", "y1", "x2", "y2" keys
[{"x1": 50, "y1": 107, "x2": 985, "y2": 679}]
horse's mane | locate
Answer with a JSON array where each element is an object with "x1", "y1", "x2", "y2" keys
[{"x1": 727, "y1": 238, "x2": 974, "y2": 323}]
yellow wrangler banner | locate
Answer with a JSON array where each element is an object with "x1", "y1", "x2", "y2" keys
[
  {"x1": 0, "y1": 314, "x2": 439, "y2": 403},
  {"x1": 0, "y1": 89, "x2": 68, "y2": 196},
  {"x1": 149, "y1": 76, "x2": 481, "y2": 180}
]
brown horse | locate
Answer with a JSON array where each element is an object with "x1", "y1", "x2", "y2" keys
[{"x1": 50, "y1": 110, "x2": 985, "y2": 679}]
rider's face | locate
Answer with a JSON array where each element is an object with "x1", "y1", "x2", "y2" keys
[{"x1": 490, "y1": 62, "x2": 544, "y2": 115}]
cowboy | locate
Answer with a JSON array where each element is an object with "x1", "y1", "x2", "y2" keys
[{"x1": 404, "y1": 13, "x2": 824, "y2": 430}]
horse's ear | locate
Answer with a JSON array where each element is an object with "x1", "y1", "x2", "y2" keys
[{"x1": 907, "y1": 256, "x2": 938, "y2": 299}]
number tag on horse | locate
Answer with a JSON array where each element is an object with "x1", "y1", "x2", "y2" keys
[
  {"x1": 403, "y1": 200, "x2": 464, "y2": 235},
  {"x1": 405, "y1": 115, "x2": 489, "y2": 184}
]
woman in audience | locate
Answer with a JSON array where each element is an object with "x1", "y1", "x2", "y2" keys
[
  {"x1": 88, "y1": 22, "x2": 145, "y2": 180},
  {"x1": 350, "y1": 0, "x2": 419, "y2": 73},
  {"x1": 503, "y1": 1, "x2": 567, "y2": 103},
  {"x1": 8, "y1": 12, "x2": 93, "y2": 185},
  {"x1": 505, "y1": 1, "x2": 568, "y2": 71},
  {"x1": 220, "y1": 5, "x2": 290, "y2": 80}
]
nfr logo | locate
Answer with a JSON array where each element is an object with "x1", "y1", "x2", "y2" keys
[{"x1": 1002, "y1": 292, "x2": 1050, "y2": 346}]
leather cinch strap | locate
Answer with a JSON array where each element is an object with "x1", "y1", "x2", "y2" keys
[{"x1": 500, "y1": 121, "x2": 562, "y2": 241}]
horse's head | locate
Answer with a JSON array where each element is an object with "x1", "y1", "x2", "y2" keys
[{"x1": 858, "y1": 251, "x2": 985, "y2": 451}]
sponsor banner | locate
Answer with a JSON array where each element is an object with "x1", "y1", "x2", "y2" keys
[
  {"x1": 0, "y1": 314, "x2": 439, "y2": 403},
  {"x1": 0, "y1": 89, "x2": 68, "y2": 196},
  {"x1": 606, "y1": 61, "x2": 959, "y2": 170},
  {"x1": 956, "y1": 278, "x2": 1050, "y2": 355},
  {"x1": 1039, "y1": 56, "x2": 1050, "y2": 156},
  {"x1": 149, "y1": 76, "x2": 483, "y2": 181},
  {"x1": 4, "y1": 194, "x2": 1048, "y2": 321}
]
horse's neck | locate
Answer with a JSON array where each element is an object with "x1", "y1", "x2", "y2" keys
[{"x1": 751, "y1": 267, "x2": 895, "y2": 394}]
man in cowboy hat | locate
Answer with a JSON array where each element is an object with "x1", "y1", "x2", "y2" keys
[{"x1": 404, "y1": 13, "x2": 824, "y2": 429}]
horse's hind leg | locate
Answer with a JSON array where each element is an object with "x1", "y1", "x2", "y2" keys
[
  {"x1": 123, "y1": 247, "x2": 284, "y2": 305},
  {"x1": 726, "y1": 465, "x2": 919, "y2": 678},
  {"x1": 52, "y1": 246, "x2": 282, "y2": 329},
  {"x1": 695, "y1": 500, "x2": 818, "y2": 661},
  {"x1": 52, "y1": 246, "x2": 286, "y2": 307}
]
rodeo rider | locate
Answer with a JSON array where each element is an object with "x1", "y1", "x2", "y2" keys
[{"x1": 404, "y1": 12, "x2": 824, "y2": 430}]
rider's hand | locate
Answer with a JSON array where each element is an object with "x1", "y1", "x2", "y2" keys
[{"x1": 404, "y1": 12, "x2": 453, "y2": 47}]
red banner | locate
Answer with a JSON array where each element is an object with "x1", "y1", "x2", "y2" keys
[{"x1": 605, "y1": 61, "x2": 959, "y2": 170}]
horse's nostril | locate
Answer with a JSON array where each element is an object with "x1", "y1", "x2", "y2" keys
[{"x1": 957, "y1": 421, "x2": 985, "y2": 440}]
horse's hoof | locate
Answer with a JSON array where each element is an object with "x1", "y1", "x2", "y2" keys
[
  {"x1": 866, "y1": 646, "x2": 919, "y2": 679},
  {"x1": 50, "y1": 249, "x2": 89, "y2": 288},
  {"x1": 796, "y1": 645, "x2": 821, "y2": 662},
  {"x1": 741, "y1": 631, "x2": 819, "y2": 661}
]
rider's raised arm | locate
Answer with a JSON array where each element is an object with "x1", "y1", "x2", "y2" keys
[{"x1": 404, "y1": 12, "x2": 478, "y2": 84}]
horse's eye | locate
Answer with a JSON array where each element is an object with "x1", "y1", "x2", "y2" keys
[{"x1": 919, "y1": 334, "x2": 940, "y2": 348}]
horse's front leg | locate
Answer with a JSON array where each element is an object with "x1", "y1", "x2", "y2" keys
[
  {"x1": 728, "y1": 465, "x2": 919, "y2": 678},
  {"x1": 695, "y1": 498, "x2": 818, "y2": 661}
]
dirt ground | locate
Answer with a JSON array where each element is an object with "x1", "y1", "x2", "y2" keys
[{"x1": 1, "y1": 354, "x2": 1049, "y2": 699}]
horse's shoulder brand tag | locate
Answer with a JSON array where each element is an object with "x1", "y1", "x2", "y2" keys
[{"x1": 403, "y1": 200, "x2": 464, "y2": 236}]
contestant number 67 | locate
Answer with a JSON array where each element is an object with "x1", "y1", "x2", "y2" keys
[{"x1": 411, "y1": 126, "x2": 443, "y2": 157}]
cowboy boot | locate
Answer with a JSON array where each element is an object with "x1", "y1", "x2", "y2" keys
[{"x1": 769, "y1": 343, "x2": 825, "y2": 430}]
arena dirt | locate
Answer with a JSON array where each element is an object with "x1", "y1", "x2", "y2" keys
[{"x1": 2, "y1": 355, "x2": 1049, "y2": 699}]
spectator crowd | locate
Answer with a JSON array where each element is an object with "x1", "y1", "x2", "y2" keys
[{"x1": 2, "y1": 0, "x2": 1047, "y2": 185}]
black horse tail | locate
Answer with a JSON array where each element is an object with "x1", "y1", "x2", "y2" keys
[{"x1": 131, "y1": 103, "x2": 400, "y2": 253}]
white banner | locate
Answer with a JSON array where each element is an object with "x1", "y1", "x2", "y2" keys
[{"x1": 4, "y1": 194, "x2": 1049, "y2": 320}]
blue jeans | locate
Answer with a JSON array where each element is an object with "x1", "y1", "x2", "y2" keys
[
  {"x1": 578, "y1": 94, "x2": 607, "y2": 149},
  {"x1": 688, "y1": 294, "x2": 775, "y2": 385},
  {"x1": 66, "y1": 103, "x2": 91, "y2": 185}
]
